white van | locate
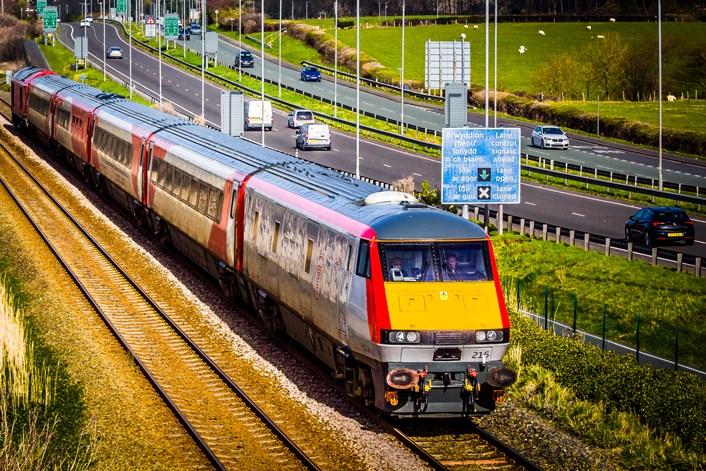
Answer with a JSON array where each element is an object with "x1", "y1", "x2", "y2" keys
[
  {"x1": 244, "y1": 100, "x2": 273, "y2": 131},
  {"x1": 295, "y1": 123, "x2": 331, "y2": 151}
]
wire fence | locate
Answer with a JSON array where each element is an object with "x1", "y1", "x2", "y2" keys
[{"x1": 501, "y1": 276, "x2": 705, "y2": 379}]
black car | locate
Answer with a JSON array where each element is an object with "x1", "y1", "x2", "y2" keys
[
  {"x1": 178, "y1": 26, "x2": 191, "y2": 40},
  {"x1": 625, "y1": 206, "x2": 695, "y2": 247},
  {"x1": 235, "y1": 50, "x2": 254, "y2": 68}
]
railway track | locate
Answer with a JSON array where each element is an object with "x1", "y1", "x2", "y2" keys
[{"x1": 0, "y1": 141, "x2": 319, "y2": 470}]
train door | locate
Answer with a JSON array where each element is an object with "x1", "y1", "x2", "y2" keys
[
  {"x1": 298, "y1": 220, "x2": 320, "y2": 318},
  {"x1": 139, "y1": 138, "x2": 149, "y2": 205},
  {"x1": 337, "y1": 242, "x2": 354, "y2": 338}
]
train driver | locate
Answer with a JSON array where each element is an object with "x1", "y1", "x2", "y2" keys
[
  {"x1": 390, "y1": 257, "x2": 409, "y2": 277},
  {"x1": 444, "y1": 255, "x2": 466, "y2": 281}
]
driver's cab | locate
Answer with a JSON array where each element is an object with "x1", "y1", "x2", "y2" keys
[{"x1": 380, "y1": 241, "x2": 490, "y2": 283}]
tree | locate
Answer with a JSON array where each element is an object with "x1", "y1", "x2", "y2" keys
[
  {"x1": 581, "y1": 32, "x2": 627, "y2": 100},
  {"x1": 531, "y1": 53, "x2": 583, "y2": 100}
]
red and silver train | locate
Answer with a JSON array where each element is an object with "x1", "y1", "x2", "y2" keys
[{"x1": 11, "y1": 66, "x2": 516, "y2": 416}]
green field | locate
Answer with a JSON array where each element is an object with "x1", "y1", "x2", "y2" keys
[{"x1": 296, "y1": 19, "x2": 706, "y2": 96}]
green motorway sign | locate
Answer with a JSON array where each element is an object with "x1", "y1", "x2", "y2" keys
[
  {"x1": 43, "y1": 6, "x2": 57, "y2": 32},
  {"x1": 117, "y1": 0, "x2": 127, "y2": 14},
  {"x1": 37, "y1": 0, "x2": 47, "y2": 16},
  {"x1": 164, "y1": 14, "x2": 179, "y2": 40}
]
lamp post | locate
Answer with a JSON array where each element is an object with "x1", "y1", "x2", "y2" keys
[
  {"x1": 101, "y1": 1, "x2": 106, "y2": 81},
  {"x1": 333, "y1": 0, "x2": 338, "y2": 117},
  {"x1": 260, "y1": 0, "x2": 265, "y2": 146},
  {"x1": 399, "y1": 0, "x2": 405, "y2": 133},
  {"x1": 305, "y1": 1, "x2": 308, "y2": 20},
  {"x1": 460, "y1": 33, "x2": 466, "y2": 86},
  {"x1": 214, "y1": 8, "x2": 218, "y2": 28},
  {"x1": 658, "y1": 0, "x2": 663, "y2": 190},
  {"x1": 278, "y1": 0, "x2": 282, "y2": 98},
  {"x1": 238, "y1": 0, "x2": 242, "y2": 81},
  {"x1": 355, "y1": 0, "x2": 360, "y2": 179}
]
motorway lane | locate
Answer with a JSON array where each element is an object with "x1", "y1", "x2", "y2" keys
[
  {"x1": 182, "y1": 32, "x2": 706, "y2": 189},
  {"x1": 59, "y1": 22, "x2": 706, "y2": 260}
]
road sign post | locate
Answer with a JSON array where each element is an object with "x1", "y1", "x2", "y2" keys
[{"x1": 441, "y1": 128, "x2": 521, "y2": 205}]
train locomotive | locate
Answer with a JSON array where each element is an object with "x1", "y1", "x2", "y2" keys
[{"x1": 11, "y1": 66, "x2": 516, "y2": 416}]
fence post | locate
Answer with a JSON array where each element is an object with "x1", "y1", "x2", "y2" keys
[
  {"x1": 605, "y1": 237, "x2": 611, "y2": 256},
  {"x1": 572, "y1": 294, "x2": 577, "y2": 334},
  {"x1": 584, "y1": 233, "x2": 590, "y2": 251},
  {"x1": 516, "y1": 277, "x2": 521, "y2": 310},
  {"x1": 674, "y1": 327, "x2": 679, "y2": 372},
  {"x1": 602, "y1": 304, "x2": 607, "y2": 350},
  {"x1": 651, "y1": 247, "x2": 658, "y2": 266},
  {"x1": 636, "y1": 314, "x2": 641, "y2": 365},
  {"x1": 544, "y1": 286, "x2": 549, "y2": 329},
  {"x1": 555, "y1": 226, "x2": 561, "y2": 243},
  {"x1": 569, "y1": 230, "x2": 575, "y2": 247}
]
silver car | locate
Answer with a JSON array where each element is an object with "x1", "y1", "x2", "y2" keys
[
  {"x1": 287, "y1": 109, "x2": 315, "y2": 128},
  {"x1": 531, "y1": 125, "x2": 569, "y2": 150}
]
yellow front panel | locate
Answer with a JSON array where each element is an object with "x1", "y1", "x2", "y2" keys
[{"x1": 385, "y1": 281, "x2": 501, "y2": 330}]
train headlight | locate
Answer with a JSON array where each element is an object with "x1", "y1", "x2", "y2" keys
[
  {"x1": 386, "y1": 330, "x2": 421, "y2": 344},
  {"x1": 475, "y1": 330, "x2": 503, "y2": 343}
]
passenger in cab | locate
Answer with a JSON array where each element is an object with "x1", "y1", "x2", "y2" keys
[{"x1": 390, "y1": 257, "x2": 409, "y2": 277}]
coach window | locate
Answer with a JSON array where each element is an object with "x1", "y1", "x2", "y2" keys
[
  {"x1": 305, "y1": 238, "x2": 314, "y2": 273},
  {"x1": 197, "y1": 183, "x2": 208, "y2": 213},
  {"x1": 165, "y1": 165, "x2": 174, "y2": 193}
]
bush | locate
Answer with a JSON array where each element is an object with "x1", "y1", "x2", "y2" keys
[{"x1": 510, "y1": 312, "x2": 706, "y2": 454}]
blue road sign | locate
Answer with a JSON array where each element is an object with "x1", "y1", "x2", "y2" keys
[{"x1": 441, "y1": 128, "x2": 521, "y2": 204}]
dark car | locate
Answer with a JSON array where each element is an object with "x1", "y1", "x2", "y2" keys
[
  {"x1": 235, "y1": 50, "x2": 254, "y2": 68},
  {"x1": 178, "y1": 26, "x2": 191, "y2": 40},
  {"x1": 625, "y1": 206, "x2": 695, "y2": 247},
  {"x1": 300, "y1": 66, "x2": 321, "y2": 82}
]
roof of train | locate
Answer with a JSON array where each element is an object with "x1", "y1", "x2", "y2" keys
[
  {"x1": 21, "y1": 72, "x2": 486, "y2": 241},
  {"x1": 11, "y1": 67, "x2": 56, "y2": 83},
  {"x1": 97, "y1": 101, "x2": 485, "y2": 240}
]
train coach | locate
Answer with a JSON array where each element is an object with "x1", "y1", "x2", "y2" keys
[{"x1": 11, "y1": 67, "x2": 516, "y2": 416}]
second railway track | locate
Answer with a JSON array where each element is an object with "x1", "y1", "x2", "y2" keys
[{"x1": 0, "y1": 140, "x2": 320, "y2": 470}]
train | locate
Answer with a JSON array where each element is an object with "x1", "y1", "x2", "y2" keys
[{"x1": 10, "y1": 66, "x2": 516, "y2": 417}]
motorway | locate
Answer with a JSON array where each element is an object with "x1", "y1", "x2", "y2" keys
[{"x1": 60, "y1": 21, "x2": 706, "y2": 260}]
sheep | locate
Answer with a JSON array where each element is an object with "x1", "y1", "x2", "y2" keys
[
  {"x1": 473, "y1": 24, "x2": 478, "y2": 30},
  {"x1": 464, "y1": 24, "x2": 468, "y2": 29},
  {"x1": 597, "y1": 35, "x2": 605, "y2": 39},
  {"x1": 539, "y1": 30, "x2": 545, "y2": 36},
  {"x1": 610, "y1": 18, "x2": 616, "y2": 22},
  {"x1": 586, "y1": 25, "x2": 592, "y2": 30},
  {"x1": 518, "y1": 45, "x2": 527, "y2": 54},
  {"x1": 667, "y1": 95, "x2": 677, "y2": 102}
]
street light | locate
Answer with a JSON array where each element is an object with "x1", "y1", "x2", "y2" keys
[
  {"x1": 400, "y1": 0, "x2": 405, "y2": 133},
  {"x1": 238, "y1": 0, "x2": 242, "y2": 81},
  {"x1": 334, "y1": 0, "x2": 338, "y2": 117},
  {"x1": 278, "y1": 0, "x2": 282, "y2": 98},
  {"x1": 214, "y1": 9, "x2": 218, "y2": 28},
  {"x1": 305, "y1": 1, "x2": 308, "y2": 20},
  {"x1": 100, "y1": 1, "x2": 106, "y2": 81}
]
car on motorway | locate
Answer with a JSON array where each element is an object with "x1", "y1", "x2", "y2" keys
[
  {"x1": 531, "y1": 125, "x2": 569, "y2": 150},
  {"x1": 235, "y1": 50, "x2": 254, "y2": 68},
  {"x1": 189, "y1": 22, "x2": 201, "y2": 35},
  {"x1": 296, "y1": 123, "x2": 331, "y2": 151},
  {"x1": 79, "y1": 18, "x2": 91, "y2": 27},
  {"x1": 106, "y1": 47, "x2": 123, "y2": 59},
  {"x1": 300, "y1": 66, "x2": 321, "y2": 82},
  {"x1": 178, "y1": 26, "x2": 191, "y2": 40},
  {"x1": 287, "y1": 109, "x2": 315, "y2": 128},
  {"x1": 625, "y1": 206, "x2": 695, "y2": 247}
]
